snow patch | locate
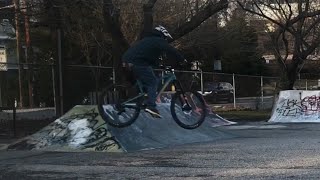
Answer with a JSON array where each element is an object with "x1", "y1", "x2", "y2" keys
[{"x1": 67, "y1": 118, "x2": 93, "y2": 147}]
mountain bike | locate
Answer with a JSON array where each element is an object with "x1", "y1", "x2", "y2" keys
[{"x1": 97, "y1": 66, "x2": 207, "y2": 129}]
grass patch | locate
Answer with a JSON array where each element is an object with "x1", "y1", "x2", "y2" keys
[{"x1": 215, "y1": 110, "x2": 272, "y2": 122}]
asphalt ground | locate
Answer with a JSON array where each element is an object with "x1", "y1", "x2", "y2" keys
[{"x1": 1, "y1": 122, "x2": 320, "y2": 179}]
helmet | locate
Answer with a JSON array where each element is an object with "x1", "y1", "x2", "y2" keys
[{"x1": 154, "y1": 25, "x2": 173, "y2": 40}]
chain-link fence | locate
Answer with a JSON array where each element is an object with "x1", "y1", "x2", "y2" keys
[
  {"x1": 63, "y1": 65, "x2": 114, "y2": 111},
  {"x1": 294, "y1": 79, "x2": 320, "y2": 90},
  {"x1": 54, "y1": 65, "x2": 281, "y2": 110},
  {"x1": 155, "y1": 69, "x2": 278, "y2": 110},
  {"x1": 2, "y1": 63, "x2": 319, "y2": 137},
  {"x1": 0, "y1": 63, "x2": 56, "y2": 109},
  {"x1": 1, "y1": 63, "x2": 320, "y2": 113},
  {"x1": 0, "y1": 62, "x2": 55, "y2": 137}
]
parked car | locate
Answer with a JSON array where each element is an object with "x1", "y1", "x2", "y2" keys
[{"x1": 198, "y1": 82, "x2": 234, "y2": 103}]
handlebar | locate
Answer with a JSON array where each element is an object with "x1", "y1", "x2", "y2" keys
[{"x1": 159, "y1": 65, "x2": 174, "y2": 71}]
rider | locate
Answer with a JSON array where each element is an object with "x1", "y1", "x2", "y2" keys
[{"x1": 122, "y1": 25, "x2": 185, "y2": 118}]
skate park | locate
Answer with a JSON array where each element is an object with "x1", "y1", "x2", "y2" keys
[
  {"x1": 1, "y1": 90, "x2": 320, "y2": 179},
  {"x1": 1, "y1": 0, "x2": 320, "y2": 178},
  {"x1": 2, "y1": 89, "x2": 320, "y2": 154}
]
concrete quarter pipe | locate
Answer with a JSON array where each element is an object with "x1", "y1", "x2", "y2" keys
[{"x1": 269, "y1": 90, "x2": 320, "y2": 123}]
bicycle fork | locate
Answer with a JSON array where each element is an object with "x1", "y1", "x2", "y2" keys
[{"x1": 174, "y1": 80, "x2": 192, "y2": 112}]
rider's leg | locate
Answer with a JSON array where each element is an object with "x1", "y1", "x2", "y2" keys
[{"x1": 132, "y1": 65, "x2": 161, "y2": 117}]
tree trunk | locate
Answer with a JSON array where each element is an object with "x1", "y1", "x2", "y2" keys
[
  {"x1": 286, "y1": 56, "x2": 301, "y2": 90},
  {"x1": 287, "y1": 68, "x2": 296, "y2": 90},
  {"x1": 103, "y1": 0, "x2": 129, "y2": 82},
  {"x1": 139, "y1": 0, "x2": 158, "y2": 39},
  {"x1": 22, "y1": 0, "x2": 34, "y2": 108}
]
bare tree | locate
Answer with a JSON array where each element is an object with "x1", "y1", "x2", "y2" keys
[
  {"x1": 102, "y1": 0, "x2": 228, "y2": 81},
  {"x1": 237, "y1": 0, "x2": 320, "y2": 89},
  {"x1": 29, "y1": 0, "x2": 229, "y2": 81}
]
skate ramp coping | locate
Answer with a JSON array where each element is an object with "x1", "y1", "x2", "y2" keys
[
  {"x1": 8, "y1": 104, "x2": 234, "y2": 152},
  {"x1": 269, "y1": 90, "x2": 320, "y2": 123},
  {"x1": 0, "y1": 108, "x2": 55, "y2": 120}
]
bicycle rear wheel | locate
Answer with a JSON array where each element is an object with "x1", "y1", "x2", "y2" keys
[
  {"x1": 98, "y1": 84, "x2": 143, "y2": 128},
  {"x1": 170, "y1": 91, "x2": 206, "y2": 129}
]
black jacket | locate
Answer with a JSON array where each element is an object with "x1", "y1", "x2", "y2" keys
[{"x1": 122, "y1": 30, "x2": 184, "y2": 67}]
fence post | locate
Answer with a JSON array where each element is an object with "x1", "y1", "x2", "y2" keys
[
  {"x1": 232, "y1": 73, "x2": 236, "y2": 109},
  {"x1": 12, "y1": 103, "x2": 16, "y2": 137},
  {"x1": 200, "y1": 70, "x2": 204, "y2": 94},
  {"x1": 51, "y1": 64, "x2": 57, "y2": 116},
  {"x1": 57, "y1": 29, "x2": 64, "y2": 115},
  {"x1": 261, "y1": 76, "x2": 264, "y2": 109},
  {"x1": 305, "y1": 79, "x2": 308, "y2": 90},
  {"x1": 161, "y1": 69, "x2": 164, "y2": 85},
  {"x1": 112, "y1": 67, "x2": 116, "y2": 84}
]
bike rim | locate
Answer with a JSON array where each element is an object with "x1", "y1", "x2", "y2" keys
[
  {"x1": 98, "y1": 84, "x2": 141, "y2": 127},
  {"x1": 171, "y1": 92, "x2": 206, "y2": 129}
]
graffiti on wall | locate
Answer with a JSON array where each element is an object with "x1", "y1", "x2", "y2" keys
[
  {"x1": 14, "y1": 107, "x2": 122, "y2": 152},
  {"x1": 276, "y1": 95, "x2": 320, "y2": 117}
]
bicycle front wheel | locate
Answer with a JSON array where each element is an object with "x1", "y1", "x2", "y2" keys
[
  {"x1": 98, "y1": 84, "x2": 143, "y2": 128},
  {"x1": 170, "y1": 91, "x2": 207, "y2": 129}
]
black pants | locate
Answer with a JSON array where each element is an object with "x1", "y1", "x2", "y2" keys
[{"x1": 132, "y1": 65, "x2": 158, "y2": 108}]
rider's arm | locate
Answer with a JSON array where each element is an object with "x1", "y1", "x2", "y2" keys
[{"x1": 159, "y1": 40, "x2": 185, "y2": 62}]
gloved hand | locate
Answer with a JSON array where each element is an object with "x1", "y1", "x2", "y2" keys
[{"x1": 178, "y1": 59, "x2": 191, "y2": 68}]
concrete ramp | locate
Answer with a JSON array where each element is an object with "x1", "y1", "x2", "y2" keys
[
  {"x1": 269, "y1": 90, "x2": 320, "y2": 123},
  {"x1": 157, "y1": 92, "x2": 235, "y2": 127},
  {"x1": 8, "y1": 103, "x2": 233, "y2": 152},
  {"x1": 109, "y1": 103, "x2": 234, "y2": 151},
  {"x1": 8, "y1": 106, "x2": 123, "y2": 152}
]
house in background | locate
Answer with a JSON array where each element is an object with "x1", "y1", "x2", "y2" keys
[
  {"x1": 0, "y1": 19, "x2": 17, "y2": 68},
  {"x1": 0, "y1": 18, "x2": 17, "y2": 107}
]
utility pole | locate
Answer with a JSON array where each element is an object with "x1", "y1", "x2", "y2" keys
[
  {"x1": 21, "y1": 0, "x2": 34, "y2": 108},
  {"x1": 13, "y1": 0, "x2": 23, "y2": 107}
]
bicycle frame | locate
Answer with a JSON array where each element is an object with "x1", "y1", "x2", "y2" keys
[{"x1": 121, "y1": 68, "x2": 185, "y2": 105}]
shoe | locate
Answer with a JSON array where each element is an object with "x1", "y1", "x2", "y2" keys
[{"x1": 145, "y1": 107, "x2": 162, "y2": 118}]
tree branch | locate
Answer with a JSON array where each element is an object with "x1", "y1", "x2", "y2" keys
[
  {"x1": 171, "y1": 0, "x2": 228, "y2": 41},
  {"x1": 237, "y1": 1, "x2": 292, "y2": 33},
  {"x1": 303, "y1": 18, "x2": 320, "y2": 37}
]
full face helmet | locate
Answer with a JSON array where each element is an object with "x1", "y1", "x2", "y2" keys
[{"x1": 154, "y1": 25, "x2": 173, "y2": 40}]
